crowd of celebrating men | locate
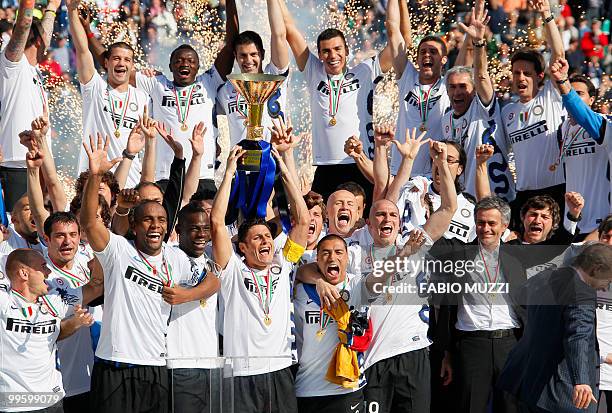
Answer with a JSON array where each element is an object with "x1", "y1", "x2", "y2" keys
[{"x1": 1, "y1": 0, "x2": 612, "y2": 412}]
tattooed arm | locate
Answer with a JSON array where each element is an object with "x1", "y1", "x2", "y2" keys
[
  {"x1": 40, "y1": 0, "x2": 61, "y2": 49},
  {"x1": 5, "y1": 0, "x2": 35, "y2": 62}
]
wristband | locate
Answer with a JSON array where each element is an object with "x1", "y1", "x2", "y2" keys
[
  {"x1": 472, "y1": 39, "x2": 486, "y2": 48},
  {"x1": 556, "y1": 78, "x2": 568, "y2": 85},
  {"x1": 566, "y1": 212, "x2": 582, "y2": 222},
  {"x1": 115, "y1": 207, "x2": 130, "y2": 217},
  {"x1": 87, "y1": 32, "x2": 95, "y2": 39},
  {"x1": 283, "y1": 237, "x2": 306, "y2": 263},
  {"x1": 44, "y1": 9, "x2": 56, "y2": 17},
  {"x1": 544, "y1": 14, "x2": 554, "y2": 23},
  {"x1": 122, "y1": 149, "x2": 135, "y2": 160}
]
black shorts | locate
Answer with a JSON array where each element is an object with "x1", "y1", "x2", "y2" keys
[
  {"x1": 169, "y1": 368, "x2": 221, "y2": 413},
  {"x1": 62, "y1": 392, "x2": 89, "y2": 413},
  {"x1": 223, "y1": 367, "x2": 297, "y2": 413},
  {"x1": 363, "y1": 348, "x2": 431, "y2": 413},
  {"x1": 17, "y1": 399, "x2": 63, "y2": 413},
  {"x1": 0, "y1": 166, "x2": 27, "y2": 212},
  {"x1": 89, "y1": 360, "x2": 169, "y2": 413},
  {"x1": 297, "y1": 389, "x2": 364, "y2": 413}
]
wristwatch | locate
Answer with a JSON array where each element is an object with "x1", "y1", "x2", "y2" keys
[
  {"x1": 567, "y1": 212, "x2": 582, "y2": 222},
  {"x1": 472, "y1": 39, "x2": 486, "y2": 48},
  {"x1": 544, "y1": 14, "x2": 555, "y2": 23},
  {"x1": 122, "y1": 149, "x2": 135, "y2": 160}
]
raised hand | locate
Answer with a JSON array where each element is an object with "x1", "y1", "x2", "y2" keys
[
  {"x1": 190, "y1": 121, "x2": 206, "y2": 157},
  {"x1": 66, "y1": 0, "x2": 82, "y2": 12},
  {"x1": 550, "y1": 57, "x2": 569, "y2": 82},
  {"x1": 270, "y1": 117, "x2": 299, "y2": 153},
  {"x1": 344, "y1": 136, "x2": 363, "y2": 158},
  {"x1": 399, "y1": 229, "x2": 427, "y2": 257},
  {"x1": 26, "y1": 148, "x2": 44, "y2": 169},
  {"x1": 117, "y1": 188, "x2": 141, "y2": 209},
  {"x1": 18, "y1": 130, "x2": 38, "y2": 152},
  {"x1": 156, "y1": 122, "x2": 184, "y2": 159},
  {"x1": 530, "y1": 0, "x2": 551, "y2": 14},
  {"x1": 374, "y1": 125, "x2": 394, "y2": 148},
  {"x1": 141, "y1": 106, "x2": 158, "y2": 141},
  {"x1": 565, "y1": 191, "x2": 584, "y2": 219},
  {"x1": 458, "y1": 7, "x2": 490, "y2": 40},
  {"x1": 475, "y1": 144, "x2": 495, "y2": 165},
  {"x1": 226, "y1": 145, "x2": 246, "y2": 176},
  {"x1": 83, "y1": 133, "x2": 121, "y2": 176},
  {"x1": 31, "y1": 113, "x2": 50, "y2": 142},
  {"x1": 392, "y1": 128, "x2": 430, "y2": 160},
  {"x1": 126, "y1": 121, "x2": 145, "y2": 155},
  {"x1": 430, "y1": 141, "x2": 449, "y2": 166}
]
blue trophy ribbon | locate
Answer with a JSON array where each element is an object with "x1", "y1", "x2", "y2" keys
[{"x1": 0, "y1": 181, "x2": 8, "y2": 227}]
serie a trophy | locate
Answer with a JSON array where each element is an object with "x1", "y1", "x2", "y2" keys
[{"x1": 227, "y1": 73, "x2": 287, "y2": 222}]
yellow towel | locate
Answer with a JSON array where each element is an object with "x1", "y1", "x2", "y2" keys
[{"x1": 324, "y1": 301, "x2": 360, "y2": 388}]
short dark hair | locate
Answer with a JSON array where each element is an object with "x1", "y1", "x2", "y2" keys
[
  {"x1": 75, "y1": 171, "x2": 120, "y2": 208},
  {"x1": 573, "y1": 243, "x2": 612, "y2": 277},
  {"x1": 520, "y1": 195, "x2": 561, "y2": 231},
  {"x1": 70, "y1": 194, "x2": 112, "y2": 227},
  {"x1": 439, "y1": 140, "x2": 466, "y2": 192},
  {"x1": 316, "y1": 234, "x2": 347, "y2": 253},
  {"x1": 43, "y1": 212, "x2": 80, "y2": 237},
  {"x1": 598, "y1": 215, "x2": 612, "y2": 238},
  {"x1": 106, "y1": 41, "x2": 135, "y2": 59},
  {"x1": 304, "y1": 191, "x2": 326, "y2": 221},
  {"x1": 170, "y1": 44, "x2": 199, "y2": 64},
  {"x1": 569, "y1": 74, "x2": 596, "y2": 97},
  {"x1": 190, "y1": 189, "x2": 217, "y2": 203},
  {"x1": 316, "y1": 28, "x2": 348, "y2": 53},
  {"x1": 510, "y1": 48, "x2": 546, "y2": 75},
  {"x1": 177, "y1": 203, "x2": 207, "y2": 227},
  {"x1": 237, "y1": 218, "x2": 272, "y2": 244},
  {"x1": 233, "y1": 31, "x2": 265, "y2": 55},
  {"x1": 132, "y1": 200, "x2": 167, "y2": 222},
  {"x1": 336, "y1": 182, "x2": 366, "y2": 201},
  {"x1": 135, "y1": 181, "x2": 165, "y2": 195},
  {"x1": 418, "y1": 35, "x2": 448, "y2": 57},
  {"x1": 6, "y1": 249, "x2": 43, "y2": 279}
]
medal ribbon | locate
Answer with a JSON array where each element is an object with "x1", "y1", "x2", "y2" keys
[
  {"x1": 11, "y1": 290, "x2": 34, "y2": 318},
  {"x1": 137, "y1": 249, "x2": 173, "y2": 287},
  {"x1": 327, "y1": 72, "x2": 346, "y2": 118},
  {"x1": 479, "y1": 246, "x2": 500, "y2": 285},
  {"x1": 49, "y1": 257, "x2": 89, "y2": 288},
  {"x1": 173, "y1": 84, "x2": 195, "y2": 126},
  {"x1": 35, "y1": 69, "x2": 48, "y2": 111},
  {"x1": 370, "y1": 244, "x2": 397, "y2": 290},
  {"x1": 319, "y1": 277, "x2": 347, "y2": 331},
  {"x1": 418, "y1": 78, "x2": 440, "y2": 126},
  {"x1": 40, "y1": 295, "x2": 59, "y2": 318},
  {"x1": 249, "y1": 268, "x2": 272, "y2": 319},
  {"x1": 107, "y1": 88, "x2": 131, "y2": 134},
  {"x1": 554, "y1": 122, "x2": 585, "y2": 167}
]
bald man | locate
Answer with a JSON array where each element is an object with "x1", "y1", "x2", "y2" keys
[
  {"x1": 1, "y1": 249, "x2": 93, "y2": 412},
  {"x1": 326, "y1": 190, "x2": 359, "y2": 239}
]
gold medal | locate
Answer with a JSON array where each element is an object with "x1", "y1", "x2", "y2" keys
[
  {"x1": 385, "y1": 293, "x2": 393, "y2": 303},
  {"x1": 316, "y1": 329, "x2": 326, "y2": 341},
  {"x1": 329, "y1": 117, "x2": 337, "y2": 127},
  {"x1": 548, "y1": 163, "x2": 557, "y2": 172},
  {"x1": 180, "y1": 123, "x2": 188, "y2": 132},
  {"x1": 264, "y1": 315, "x2": 272, "y2": 326},
  {"x1": 114, "y1": 129, "x2": 121, "y2": 138},
  {"x1": 199, "y1": 298, "x2": 207, "y2": 308},
  {"x1": 419, "y1": 123, "x2": 427, "y2": 132},
  {"x1": 243, "y1": 119, "x2": 249, "y2": 126}
]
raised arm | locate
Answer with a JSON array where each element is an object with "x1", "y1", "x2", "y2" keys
[
  {"x1": 210, "y1": 146, "x2": 245, "y2": 269},
  {"x1": 80, "y1": 134, "x2": 121, "y2": 252},
  {"x1": 182, "y1": 122, "x2": 206, "y2": 206},
  {"x1": 344, "y1": 136, "x2": 374, "y2": 184},
  {"x1": 533, "y1": 0, "x2": 564, "y2": 62},
  {"x1": 385, "y1": 0, "x2": 408, "y2": 77},
  {"x1": 387, "y1": 128, "x2": 429, "y2": 202},
  {"x1": 267, "y1": 0, "x2": 289, "y2": 70},
  {"x1": 270, "y1": 117, "x2": 300, "y2": 186},
  {"x1": 372, "y1": 127, "x2": 393, "y2": 201},
  {"x1": 272, "y1": 148, "x2": 309, "y2": 248},
  {"x1": 423, "y1": 142, "x2": 458, "y2": 241},
  {"x1": 475, "y1": 144, "x2": 494, "y2": 201},
  {"x1": 277, "y1": 0, "x2": 309, "y2": 71},
  {"x1": 214, "y1": 0, "x2": 238, "y2": 79},
  {"x1": 80, "y1": 10, "x2": 107, "y2": 68},
  {"x1": 41, "y1": 0, "x2": 60, "y2": 50},
  {"x1": 5, "y1": 0, "x2": 35, "y2": 62},
  {"x1": 459, "y1": 7, "x2": 493, "y2": 105},
  {"x1": 25, "y1": 146, "x2": 48, "y2": 237},
  {"x1": 67, "y1": 0, "x2": 96, "y2": 84},
  {"x1": 399, "y1": 0, "x2": 413, "y2": 49}
]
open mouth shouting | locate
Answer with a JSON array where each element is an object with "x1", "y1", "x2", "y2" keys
[
  {"x1": 526, "y1": 223, "x2": 544, "y2": 239},
  {"x1": 308, "y1": 222, "x2": 316, "y2": 236},
  {"x1": 379, "y1": 223, "x2": 394, "y2": 238},
  {"x1": 257, "y1": 244, "x2": 272, "y2": 261},
  {"x1": 146, "y1": 231, "x2": 162, "y2": 245},
  {"x1": 421, "y1": 58, "x2": 434, "y2": 69},
  {"x1": 335, "y1": 210, "x2": 352, "y2": 232},
  {"x1": 325, "y1": 262, "x2": 340, "y2": 280},
  {"x1": 114, "y1": 66, "x2": 128, "y2": 77}
]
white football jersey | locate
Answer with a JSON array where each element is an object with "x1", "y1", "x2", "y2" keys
[
  {"x1": 501, "y1": 80, "x2": 566, "y2": 191},
  {"x1": 136, "y1": 68, "x2": 224, "y2": 181},
  {"x1": 304, "y1": 52, "x2": 383, "y2": 165},
  {"x1": 391, "y1": 62, "x2": 450, "y2": 176}
]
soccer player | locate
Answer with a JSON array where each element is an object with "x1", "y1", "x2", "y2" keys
[
  {"x1": 500, "y1": 0, "x2": 567, "y2": 227},
  {"x1": 79, "y1": 135, "x2": 202, "y2": 412},
  {"x1": 0, "y1": 249, "x2": 93, "y2": 412},
  {"x1": 440, "y1": 7, "x2": 515, "y2": 201},
  {"x1": 133, "y1": 0, "x2": 236, "y2": 192},
  {"x1": 216, "y1": 0, "x2": 289, "y2": 147},
  {"x1": 69, "y1": 0, "x2": 148, "y2": 188},
  {"x1": 0, "y1": 195, "x2": 46, "y2": 255},
  {"x1": 210, "y1": 145, "x2": 309, "y2": 413},
  {"x1": 0, "y1": 0, "x2": 59, "y2": 210},
  {"x1": 277, "y1": 0, "x2": 395, "y2": 207}
]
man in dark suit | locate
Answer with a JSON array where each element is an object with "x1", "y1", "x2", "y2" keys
[{"x1": 497, "y1": 243, "x2": 612, "y2": 413}]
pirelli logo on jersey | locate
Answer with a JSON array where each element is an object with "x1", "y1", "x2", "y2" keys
[
  {"x1": 447, "y1": 219, "x2": 471, "y2": 240},
  {"x1": 102, "y1": 108, "x2": 139, "y2": 130},
  {"x1": 160, "y1": 92, "x2": 207, "y2": 108},
  {"x1": 243, "y1": 276, "x2": 280, "y2": 296},
  {"x1": 565, "y1": 140, "x2": 596, "y2": 157},
  {"x1": 6, "y1": 318, "x2": 57, "y2": 334},
  {"x1": 405, "y1": 91, "x2": 441, "y2": 110},
  {"x1": 316, "y1": 77, "x2": 360, "y2": 96},
  {"x1": 125, "y1": 266, "x2": 164, "y2": 294},
  {"x1": 508, "y1": 120, "x2": 547, "y2": 144}
]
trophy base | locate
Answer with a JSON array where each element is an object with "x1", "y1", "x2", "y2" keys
[{"x1": 237, "y1": 139, "x2": 262, "y2": 172}]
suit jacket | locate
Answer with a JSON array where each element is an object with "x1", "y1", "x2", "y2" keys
[
  {"x1": 496, "y1": 267, "x2": 599, "y2": 413},
  {"x1": 428, "y1": 237, "x2": 528, "y2": 351}
]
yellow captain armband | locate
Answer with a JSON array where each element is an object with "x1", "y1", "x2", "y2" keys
[{"x1": 283, "y1": 237, "x2": 306, "y2": 263}]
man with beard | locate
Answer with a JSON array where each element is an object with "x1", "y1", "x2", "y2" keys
[
  {"x1": 80, "y1": 135, "x2": 198, "y2": 413},
  {"x1": 210, "y1": 145, "x2": 309, "y2": 413},
  {"x1": 1, "y1": 249, "x2": 93, "y2": 412},
  {"x1": 0, "y1": 0, "x2": 59, "y2": 210},
  {"x1": 133, "y1": 0, "x2": 236, "y2": 192},
  {"x1": 500, "y1": 0, "x2": 567, "y2": 227},
  {"x1": 217, "y1": 0, "x2": 289, "y2": 147},
  {"x1": 69, "y1": 0, "x2": 148, "y2": 188},
  {"x1": 164, "y1": 202, "x2": 221, "y2": 413}
]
